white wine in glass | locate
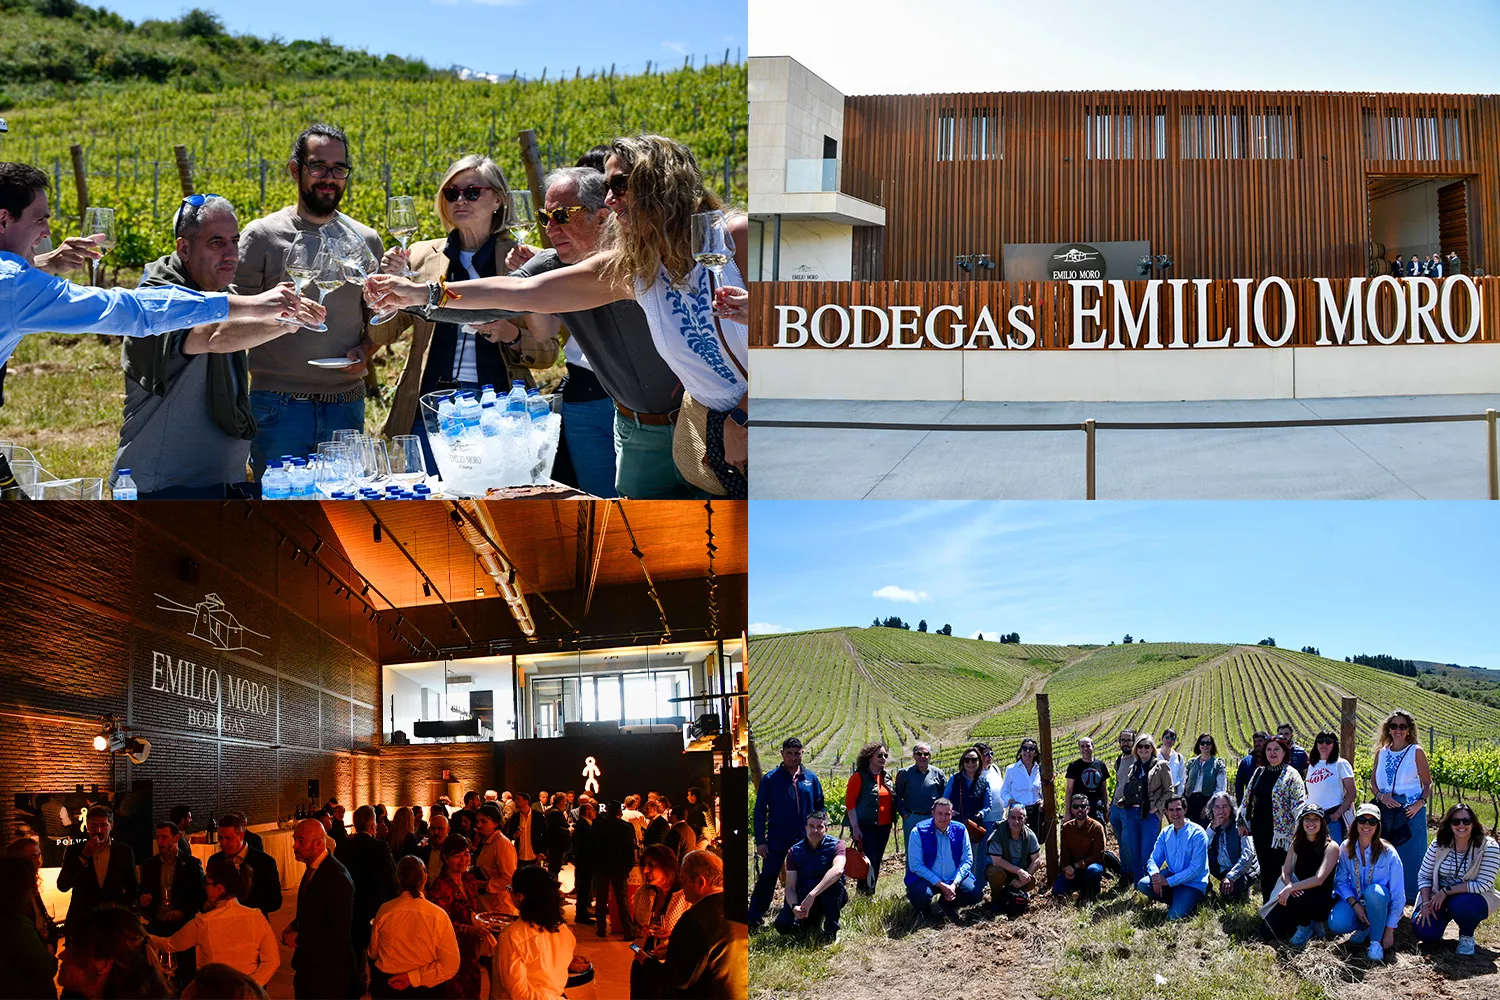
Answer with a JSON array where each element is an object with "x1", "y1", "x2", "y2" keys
[
  {"x1": 387, "y1": 196, "x2": 419, "y2": 277},
  {"x1": 82, "y1": 206, "x2": 116, "y2": 283},
  {"x1": 508, "y1": 190, "x2": 537, "y2": 246},
  {"x1": 691, "y1": 210, "x2": 733, "y2": 283},
  {"x1": 283, "y1": 234, "x2": 327, "y2": 331}
]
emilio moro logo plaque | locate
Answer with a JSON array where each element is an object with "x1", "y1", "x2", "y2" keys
[
  {"x1": 155, "y1": 592, "x2": 270, "y2": 655},
  {"x1": 147, "y1": 592, "x2": 274, "y2": 736},
  {"x1": 1049, "y1": 243, "x2": 1106, "y2": 281}
]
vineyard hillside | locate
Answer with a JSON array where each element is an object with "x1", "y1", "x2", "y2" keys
[{"x1": 749, "y1": 628, "x2": 1500, "y2": 778}]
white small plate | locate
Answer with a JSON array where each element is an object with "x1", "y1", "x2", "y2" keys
[{"x1": 307, "y1": 357, "x2": 355, "y2": 368}]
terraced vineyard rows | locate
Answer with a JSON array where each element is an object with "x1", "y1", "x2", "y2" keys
[{"x1": 848, "y1": 628, "x2": 1039, "y2": 719}]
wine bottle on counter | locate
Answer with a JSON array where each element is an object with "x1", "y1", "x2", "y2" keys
[{"x1": 205, "y1": 815, "x2": 217, "y2": 845}]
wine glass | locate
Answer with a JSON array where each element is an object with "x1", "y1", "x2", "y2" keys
[
  {"x1": 339, "y1": 238, "x2": 398, "y2": 326},
  {"x1": 692, "y1": 210, "x2": 734, "y2": 287},
  {"x1": 311, "y1": 251, "x2": 343, "y2": 312},
  {"x1": 387, "y1": 196, "x2": 419, "y2": 277},
  {"x1": 82, "y1": 207, "x2": 116, "y2": 283},
  {"x1": 390, "y1": 435, "x2": 426, "y2": 485},
  {"x1": 355, "y1": 436, "x2": 391, "y2": 487},
  {"x1": 508, "y1": 190, "x2": 537, "y2": 246},
  {"x1": 283, "y1": 236, "x2": 328, "y2": 331}
]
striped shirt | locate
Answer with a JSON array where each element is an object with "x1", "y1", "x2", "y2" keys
[{"x1": 1417, "y1": 836, "x2": 1500, "y2": 895}]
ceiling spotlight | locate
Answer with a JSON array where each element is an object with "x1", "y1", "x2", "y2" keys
[
  {"x1": 312, "y1": 539, "x2": 324, "y2": 555},
  {"x1": 1137, "y1": 256, "x2": 1153, "y2": 276},
  {"x1": 396, "y1": 614, "x2": 404, "y2": 627},
  {"x1": 423, "y1": 582, "x2": 432, "y2": 597},
  {"x1": 373, "y1": 523, "x2": 382, "y2": 543},
  {"x1": 450, "y1": 510, "x2": 463, "y2": 525},
  {"x1": 1155, "y1": 254, "x2": 1173, "y2": 271},
  {"x1": 361, "y1": 584, "x2": 370, "y2": 597},
  {"x1": 451, "y1": 617, "x2": 459, "y2": 629},
  {"x1": 91, "y1": 716, "x2": 151, "y2": 763}
]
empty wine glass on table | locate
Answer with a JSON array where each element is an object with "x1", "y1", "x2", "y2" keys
[
  {"x1": 387, "y1": 196, "x2": 419, "y2": 277},
  {"x1": 82, "y1": 207, "x2": 116, "y2": 283},
  {"x1": 508, "y1": 190, "x2": 537, "y2": 247},
  {"x1": 691, "y1": 209, "x2": 734, "y2": 288},
  {"x1": 283, "y1": 235, "x2": 328, "y2": 331},
  {"x1": 390, "y1": 435, "x2": 426, "y2": 486}
]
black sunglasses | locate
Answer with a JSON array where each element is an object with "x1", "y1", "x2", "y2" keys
[
  {"x1": 1355, "y1": 817, "x2": 1378, "y2": 826},
  {"x1": 539, "y1": 205, "x2": 588, "y2": 226},
  {"x1": 442, "y1": 185, "x2": 493, "y2": 203},
  {"x1": 603, "y1": 174, "x2": 629, "y2": 197},
  {"x1": 1451, "y1": 816, "x2": 1474, "y2": 826}
]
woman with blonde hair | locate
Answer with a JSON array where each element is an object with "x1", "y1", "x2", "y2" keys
[
  {"x1": 375, "y1": 154, "x2": 560, "y2": 474},
  {"x1": 1369, "y1": 709, "x2": 1433, "y2": 898},
  {"x1": 365, "y1": 135, "x2": 750, "y2": 497},
  {"x1": 387, "y1": 806, "x2": 419, "y2": 861},
  {"x1": 1113, "y1": 733, "x2": 1174, "y2": 884}
]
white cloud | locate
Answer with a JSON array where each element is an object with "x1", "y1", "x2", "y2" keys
[
  {"x1": 873, "y1": 585, "x2": 929, "y2": 603},
  {"x1": 749, "y1": 622, "x2": 786, "y2": 635},
  {"x1": 662, "y1": 41, "x2": 689, "y2": 55}
]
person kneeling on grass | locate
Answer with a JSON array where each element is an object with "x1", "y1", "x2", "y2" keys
[
  {"x1": 1053, "y1": 794, "x2": 1107, "y2": 901},
  {"x1": 905, "y1": 799, "x2": 983, "y2": 922},
  {"x1": 774, "y1": 810, "x2": 847, "y2": 943},
  {"x1": 1263, "y1": 806, "x2": 1340, "y2": 946},
  {"x1": 1136, "y1": 796, "x2": 1208, "y2": 920},
  {"x1": 1412, "y1": 803, "x2": 1500, "y2": 957},
  {"x1": 1328, "y1": 804, "x2": 1405, "y2": 962},
  {"x1": 1205, "y1": 792, "x2": 1258, "y2": 903},
  {"x1": 986, "y1": 804, "x2": 1041, "y2": 916}
]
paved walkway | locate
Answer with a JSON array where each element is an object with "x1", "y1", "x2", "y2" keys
[{"x1": 750, "y1": 393, "x2": 1500, "y2": 499}]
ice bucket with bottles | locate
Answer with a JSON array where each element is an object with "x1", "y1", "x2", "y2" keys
[{"x1": 419, "y1": 386, "x2": 561, "y2": 496}]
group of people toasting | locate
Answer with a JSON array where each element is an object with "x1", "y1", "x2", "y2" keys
[
  {"x1": 0, "y1": 120, "x2": 749, "y2": 499},
  {"x1": 753, "y1": 709, "x2": 1500, "y2": 965}
]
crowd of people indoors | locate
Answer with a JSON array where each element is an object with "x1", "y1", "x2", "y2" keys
[
  {"x1": 1, "y1": 783, "x2": 741, "y2": 999},
  {"x1": 751, "y1": 710, "x2": 1498, "y2": 966},
  {"x1": 0, "y1": 120, "x2": 748, "y2": 500}
]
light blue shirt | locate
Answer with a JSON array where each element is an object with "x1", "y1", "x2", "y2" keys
[
  {"x1": 0, "y1": 251, "x2": 229, "y2": 369},
  {"x1": 1334, "y1": 843, "x2": 1406, "y2": 927},
  {"x1": 1148, "y1": 819, "x2": 1210, "y2": 892},
  {"x1": 907, "y1": 821, "x2": 972, "y2": 886}
]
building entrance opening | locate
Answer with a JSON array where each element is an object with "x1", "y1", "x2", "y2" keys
[{"x1": 1367, "y1": 174, "x2": 1473, "y2": 275}]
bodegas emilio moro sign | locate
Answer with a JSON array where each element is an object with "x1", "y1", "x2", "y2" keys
[
  {"x1": 147, "y1": 592, "x2": 274, "y2": 737},
  {"x1": 770, "y1": 276, "x2": 1485, "y2": 350}
]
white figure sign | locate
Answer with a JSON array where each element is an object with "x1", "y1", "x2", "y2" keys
[{"x1": 582, "y1": 756, "x2": 601, "y2": 795}]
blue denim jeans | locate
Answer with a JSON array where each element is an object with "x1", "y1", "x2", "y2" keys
[
  {"x1": 249, "y1": 391, "x2": 364, "y2": 482},
  {"x1": 1120, "y1": 812, "x2": 1161, "y2": 882},
  {"x1": 1136, "y1": 876, "x2": 1205, "y2": 920},
  {"x1": 562, "y1": 396, "x2": 618, "y2": 497},
  {"x1": 1329, "y1": 883, "x2": 1392, "y2": 941},
  {"x1": 906, "y1": 875, "x2": 984, "y2": 916},
  {"x1": 1412, "y1": 891, "x2": 1490, "y2": 940},
  {"x1": 1052, "y1": 863, "x2": 1104, "y2": 898}
]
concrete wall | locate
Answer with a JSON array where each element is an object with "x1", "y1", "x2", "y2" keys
[
  {"x1": 1372, "y1": 182, "x2": 1443, "y2": 262},
  {"x1": 749, "y1": 55, "x2": 845, "y2": 205},
  {"x1": 751, "y1": 343, "x2": 1500, "y2": 401},
  {"x1": 754, "y1": 219, "x2": 854, "y2": 281}
]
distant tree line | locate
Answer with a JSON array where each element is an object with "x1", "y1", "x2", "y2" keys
[
  {"x1": 868, "y1": 618, "x2": 968, "y2": 639},
  {"x1": 1348, "y1": 652, "x2": 1419, "y2": 677}
]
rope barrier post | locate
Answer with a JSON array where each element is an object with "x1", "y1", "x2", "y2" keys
[
  {"x1": 1084, "y1": 419, "x2": 1097, "y2": 500},
  {"x1": 1487, "y1": 409, "x2": 1498, "y2": 500}
]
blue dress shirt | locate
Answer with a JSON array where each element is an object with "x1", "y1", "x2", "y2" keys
[
  {"x1": 0, "y1": 251, "x2": 229, "y2": 369},
  {"x1": 1148, "y1": 820, "x2": 1210, "y2": 893}
]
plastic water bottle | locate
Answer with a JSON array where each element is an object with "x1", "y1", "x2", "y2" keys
[
  {"x1": 481, "y1": 401, "x2": 502, "y2": 437},
  {"x1": 437, "y1": 395, "x2": 462, "y2": 442},
  {"x1": 504, "y1": 380, "x2": 528, "y2": 426},
  {"x1": 525, "y1": 386, "x2": 550, "y2": 422},
  {"x1": 480, "y1": 384, "x2": 497, "y2": 407},
  {"x1": 458, "y1": 391, "x2": 483, "y2": 437},
  {"x1": 113, "y1": 469, "x2": 138, "y2": 500},
  {"x1": 262, "y1": 462, "x2": 290, "y2": 500},
  {"x1": 289, "y1": 458, "x2": 311, "y2": 499}
]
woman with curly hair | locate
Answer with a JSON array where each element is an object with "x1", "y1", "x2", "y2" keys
[
  {"x1": 1239, "y1": 733, "x2": 1307, "y2": 902},
  {"x1": 845, "y1": 742, "x2": 896, "y2": 893},
  {"x1": 364, "y1": 134, "x2": 750, "y2": 498},
  {"x1": 426, "y1": 835, "x2": 489, "y2": 1000},
  {"x1": 491, "y1": 865, "x2": 576, "y2": 1000}
]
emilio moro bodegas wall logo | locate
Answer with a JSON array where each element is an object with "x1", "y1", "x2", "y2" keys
[{"x1": 149, "y1": 593, "x2": 274, "y2": 736}]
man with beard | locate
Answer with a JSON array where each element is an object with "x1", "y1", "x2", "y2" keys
[
  {"x1": 233, "y1": 124, "x2": 383, "y2": 483},
  {"x1": 112, "y1": 196, "x2": 312, "y2": 498}
]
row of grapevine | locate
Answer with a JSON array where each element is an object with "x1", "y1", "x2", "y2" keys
[{"x1": 6, "y1": 63, "x2": 747, "y2": 269}]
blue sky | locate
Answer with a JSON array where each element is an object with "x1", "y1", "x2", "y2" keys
[
  {"x1": 100, "y1": 0, "x2": 746, "y2": 79},
  {"x1": 750, "y1": 502, "x2": 1500, "y2": 669},
  {"x1": 751, "y1": 0, "x2": 1500, "y2": 95}
]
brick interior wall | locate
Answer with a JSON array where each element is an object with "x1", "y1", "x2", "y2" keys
[{"x1": 0, "y1": 505, "x2": 384, "y2": 833}]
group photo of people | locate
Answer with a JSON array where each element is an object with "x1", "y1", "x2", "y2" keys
[
  {"x1": 751, "y1": 709, "x2": 1499, "y2": 966},
  {"x1": 4, "y1": 781, "x2": 738, "y2": 999},
  {"x1": 1, "y1": 125, "x2": 747, "y2": 500}
]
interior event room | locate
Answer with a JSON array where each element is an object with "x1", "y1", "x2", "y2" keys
[{"x1": 0, "y1": 499, "x2": 747, "y2": 999}]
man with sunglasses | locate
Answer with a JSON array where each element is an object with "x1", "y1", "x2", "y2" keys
[
  {"x1": 893, "y1": 742, "x2": 947, "y2": 847},
  {"x1": 1054, "y1": 794, "x2": 1108, "y2": 901},
  {"x1": 112, "y1": 195, "x2": 314, "y2": 499},
  {"x1": 232, "y1": 124, "x2": 383, "y2": 484},
  {"x1": 507, "y1": 165, "x2": 695, "y2": 498}
]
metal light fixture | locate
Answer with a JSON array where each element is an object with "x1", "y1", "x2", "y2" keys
[{"x1": 1137, "y1": 256, "x2": 1153, "y2": 276}]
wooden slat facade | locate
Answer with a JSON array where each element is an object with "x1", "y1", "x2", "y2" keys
[
  {"x1": 750, "y1": 277, "x2": 1498, "y2": 349},
  {"x1": 838, "y1": 90, "x2": 1500, "y2": 281}
]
